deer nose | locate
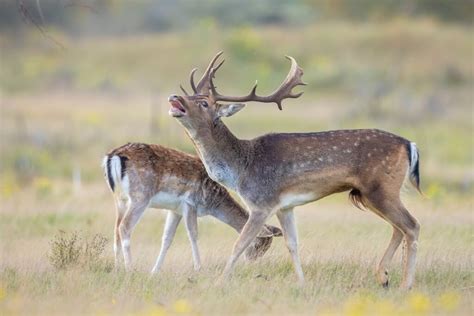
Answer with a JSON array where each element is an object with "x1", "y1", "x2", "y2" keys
[{"x1": 168, "y1": 95, "x2": 179, "y2": 101}]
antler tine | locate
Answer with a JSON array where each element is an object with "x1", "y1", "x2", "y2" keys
[
  {"x1": 213, "y1": 59, "x2": 225, "y2": 75},
  {"x1": 209, "y1": 59, "x2": 226, "y2": 95},
  {"x1": 196, "y1": 51, "x2": 224, "y2": 93},
  {"x1": 189, "y1": 68, "x2": 198, "y2": 93},
  {"x1": 180, "y1": 84, "x2": 189, "y2": 96},
  {"x1": 211, "y1": 55, "x2": 306, "y2": 110}
]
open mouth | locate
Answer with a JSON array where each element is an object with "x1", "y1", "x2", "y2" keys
[{"x1": 168, "y1": 96, "x2": 186, "y2": 117}]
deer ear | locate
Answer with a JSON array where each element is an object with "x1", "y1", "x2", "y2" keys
[
  {"x1": 217, "y1": 103, "x2": 245, "y2": 118},
  {"x1": 267, "y1": 225, "x2": 283, "y2": 237}
]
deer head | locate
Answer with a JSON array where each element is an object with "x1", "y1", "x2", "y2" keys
[{"x1": 168, "y1": 52, "x2": 306, "y2": 132}]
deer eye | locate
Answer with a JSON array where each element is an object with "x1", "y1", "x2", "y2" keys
[{"x1": 198, "y1": 101, "x2": 208, "y2": 108}]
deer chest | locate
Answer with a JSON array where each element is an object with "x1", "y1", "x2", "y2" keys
[{"x1": 203, "y1": 160, "x2": 238, "y2": 190}]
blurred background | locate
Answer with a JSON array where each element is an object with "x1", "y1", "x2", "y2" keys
[
  {"x1": 0, "y1": 1, "x2": 473, "y2": 314},
  {"x1": 0, "y1": 0, "x2": 472, "y2": 201}
]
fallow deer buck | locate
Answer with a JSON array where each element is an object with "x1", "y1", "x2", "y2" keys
[
  {"x1": 168, "y1": 52, "x2": 422, "y2": 289},
  {"x1": 102, "y1": 143, "x2": 282, "y2": 273}
]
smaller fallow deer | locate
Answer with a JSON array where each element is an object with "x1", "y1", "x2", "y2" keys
[
  {"x1": 102, "y1": 142, "x2": 282, "y2": 273},
  {"x1": 169, "y1": 52, "x2": 422, "y2": 289}
]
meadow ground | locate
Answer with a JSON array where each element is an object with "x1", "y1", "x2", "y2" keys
[
  {"x1": 1, "y1": 19, "x2": 473, "y2": 315},
  {"x1": 0, "y1": 183, "x2": 472, "y2": 315}
]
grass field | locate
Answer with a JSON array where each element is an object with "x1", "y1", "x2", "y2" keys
[
  {"x1": 1, "y1": 187, "x2": 472, "y2": 315},
  {"x1": 0, "y1": 18, "x2": 473, "y2": 315}
]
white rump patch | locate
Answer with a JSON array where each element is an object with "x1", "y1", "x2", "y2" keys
[
  {"x1": 108, "y1": 155, "x2": 130, "y2": 206},
  {"x1": 409, "y1": 142, "x2": 419, "y2": 174}
]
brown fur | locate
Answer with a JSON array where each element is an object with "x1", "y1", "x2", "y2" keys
[
  {"x1": 167, "y1": 54, "x2": 421, "y2": 289},
  {"x1": 104, "y1": 142, "x2": 282, "y2": 272}
]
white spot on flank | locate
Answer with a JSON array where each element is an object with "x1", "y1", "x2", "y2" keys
[
  {"x1": 368, "y1": 153, "x2": 372, "y2": 157},
  {"x1": 318, "y1": 157, "x2": 324, "y2": 161},
  {"x1": 333, "y1": 146, "x2": 338, "y2": 150},
  {"x1": 354, "y1": 142, "x2": 359, "y2": 146}
]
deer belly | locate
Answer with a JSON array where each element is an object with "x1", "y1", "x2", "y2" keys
[
  {"x1": 149, "y1": 191, "x2": 182, "y2": 210},
  {"x1": 278, "y1": 192, "x2": 318, "y2": 209}
]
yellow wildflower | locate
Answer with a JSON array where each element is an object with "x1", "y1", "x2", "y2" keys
[
  {"x1": 439, "y1": 291, "x2": 460, "y2": 312},
  {"x1": 408, "y1": 292, "x2": 431, "y2": 314},
  {"x1": 146, "y1": 306, "x2": 167, "y2": 316},
  {"x1": 344, "y1": 295, "x2": 371, "y2": 316},
  {"x1": 0, "y1": 286, "x2": 5, "y2": 301},
  {"x1": 173, "y1": 299, "x2": 192, "y2": 314}
]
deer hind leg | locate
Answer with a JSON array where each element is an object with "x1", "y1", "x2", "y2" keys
[
  {"x1": 276, "y1": 208, "x2": 305, "y2": 285},
  {"x1": 220, "y1": 211, "x2": 271, "y2": 281},
  {"x1": 119, "y1": 198, "x2": 149, "y2": 270},
  {"x1": 376, "y1": 226, "x2": 404, "y2": 287},
  {"x1": 113, "y1": 201, "x2": 127, "y2": 269},
  {"x1": 364, "y1": 190, "x2": 420, "y2": 290}
]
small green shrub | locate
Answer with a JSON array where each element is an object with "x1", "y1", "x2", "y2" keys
[
  {"x1": 82, "y1": 234, "x2": 109, "y2": 270},
  {"x1": 47, "y1": 231, "x2": 109, "y2": 271}
]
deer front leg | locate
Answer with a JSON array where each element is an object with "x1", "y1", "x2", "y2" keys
[
  {"x1": 276, "y1": 208, "x2": 305, "y2": 285},
  {"x1": 183, "y1": 203, "x2": 201, "y2": 271},
  {"x1": 220, "y1": 211, "x2": 270, "y2": 282},
  {"x1": 151, "y1": 211, "x2": 182, "y2": 275}
]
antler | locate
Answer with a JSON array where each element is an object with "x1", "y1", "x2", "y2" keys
[
  {"x1": 209, "y1": 55, "x2": 306, "y2": 110},
  {"x1": 188, "y1": 51, "x2": 225, "y2": 94}
]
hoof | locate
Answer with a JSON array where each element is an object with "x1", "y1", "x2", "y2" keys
[{"x1": 377, "y1": 270, "x2": 389, "y2": 289}]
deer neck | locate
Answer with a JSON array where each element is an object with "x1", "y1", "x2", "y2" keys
[
  {"x1": 209, "y1": 193, "x2": 248, "y2": 233},
  {"x1": 188, "y1": 119, "x2": 248, "y2": 190}
]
